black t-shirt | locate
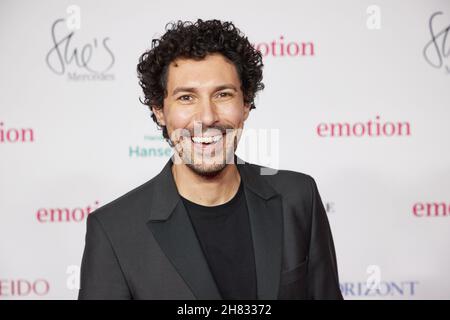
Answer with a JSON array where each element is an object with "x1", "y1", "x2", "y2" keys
[{"x1": 180, "y1": 181, "x2": 257, "y2": 300}]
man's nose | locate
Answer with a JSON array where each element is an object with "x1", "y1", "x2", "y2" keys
[{"x1": 196, "y1": 98, "x2": 219, "y2": 127}]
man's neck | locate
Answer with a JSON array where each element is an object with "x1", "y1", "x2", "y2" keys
[{"x1": 171, "y1": 161, "x2": 241, "y2": 207}]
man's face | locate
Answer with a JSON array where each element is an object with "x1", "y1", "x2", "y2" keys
[{"x1": 152, "y1": 53, "x2": 250, "y2": 176}]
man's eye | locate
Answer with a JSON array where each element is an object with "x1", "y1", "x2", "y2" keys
[
  {"x1": 178, "y1": 95, "x2": 192, "y2": 101},
  {"x1": 217, "y1": 92, "x2": 232, "y2": 98}
]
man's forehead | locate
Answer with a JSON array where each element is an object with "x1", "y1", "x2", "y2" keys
[
  {"x1": 170, "y1": 83, "x2": 238, "y2": 96},
  {"x1": 166, "y1": 54, "x2": 240, "y2": 89}
]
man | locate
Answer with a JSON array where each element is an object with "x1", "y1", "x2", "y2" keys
[{"x1": 78, "y1": 19, "x2": 343, "y2": 300}]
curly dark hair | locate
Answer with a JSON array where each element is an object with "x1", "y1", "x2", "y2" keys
[{"x1": 137, "y1": 19, "x2": 265, "y2": 141}]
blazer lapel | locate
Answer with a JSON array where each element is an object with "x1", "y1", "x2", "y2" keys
[
  {"x1": 146, "y1": 158, "x2": 222, "y2": 300},
  {"x1": 146, "y1": 155, "x2": 283, "y2": 300},
  {"x1": 236, "y1": 156, "x2": 283, "y2": 299}
]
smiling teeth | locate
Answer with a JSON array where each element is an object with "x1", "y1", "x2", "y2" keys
[{"x1": 192, "y1": 135, "x2": 223, "y2": 144}]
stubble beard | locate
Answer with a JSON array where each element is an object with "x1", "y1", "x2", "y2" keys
[{"x1": 177, "y1": 130, "x2": 239, "y2": 178}]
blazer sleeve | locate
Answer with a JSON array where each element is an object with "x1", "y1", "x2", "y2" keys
[
  {"x1": 306, "y1": 176, "x2": 343, "y2": 300},
  {"x1": 78, "y1": 213, "x2": 132, "y2": 300}
]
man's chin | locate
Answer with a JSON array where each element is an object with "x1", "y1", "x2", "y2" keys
[{"x1": 185, "y1": 162, "x2": 227, "y2": 177}]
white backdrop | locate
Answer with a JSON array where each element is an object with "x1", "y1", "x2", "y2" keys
[{"x1": 1, "y1": 0, "x2": 449, "y2": 299}]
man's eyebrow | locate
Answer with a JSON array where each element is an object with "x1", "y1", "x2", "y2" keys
[{"x1": 171, "y1": 84, "x2": 238, "y2": 96}]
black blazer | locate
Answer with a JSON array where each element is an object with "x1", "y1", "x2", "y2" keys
[{"x1": 78, "y1": 156, "x2": 343, "y2": 300}]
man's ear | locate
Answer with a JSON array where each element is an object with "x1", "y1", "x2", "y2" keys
[
  {"x1": 243, "y1": 103, "x2": 251, "y2": 121},
  {"x1": 151, "y1": 106, "x2": 166, "y2": 126}
]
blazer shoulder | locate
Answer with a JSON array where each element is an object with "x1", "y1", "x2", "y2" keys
[
  {"x1": 88, "y1": 174, "x2": 159, "y2": 224},
  {"x1": 245, "y1": 161, "x2": 316, "y2": 194}
]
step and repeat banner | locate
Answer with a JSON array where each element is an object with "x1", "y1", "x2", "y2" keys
[{"x1": 1, "y1": 0, "x2": 449, "y2": 299}]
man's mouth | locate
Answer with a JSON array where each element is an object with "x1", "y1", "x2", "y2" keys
[
  {"x1": 189, "y1": 133, "x2": 225, "y2": 151},
  {"x1": 191, "y1": 134, "x2": 223, "y2": 144}
]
